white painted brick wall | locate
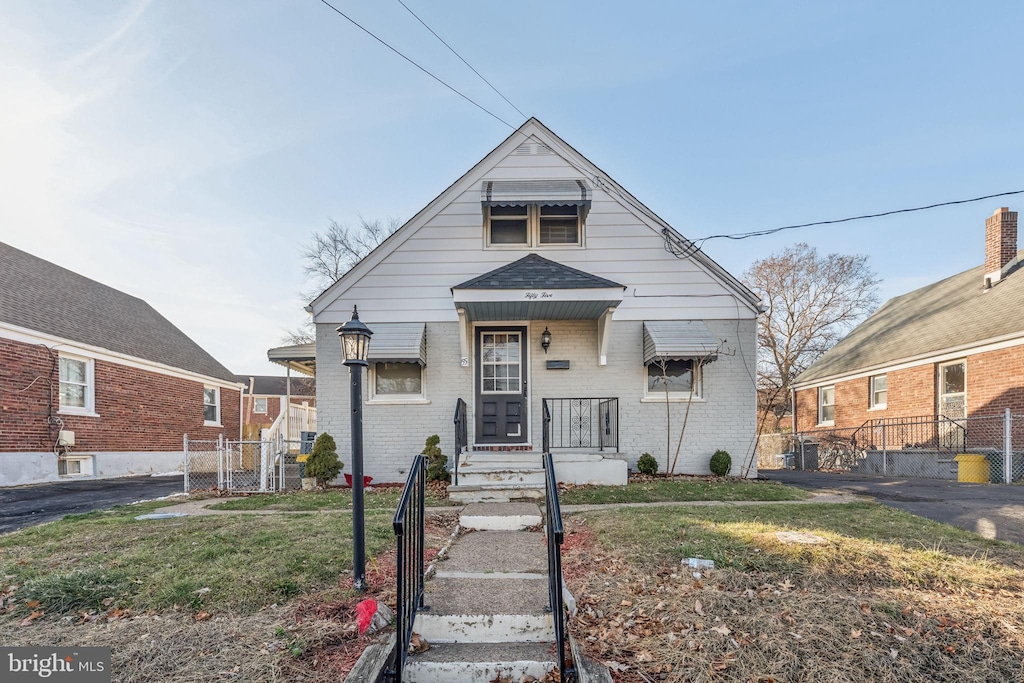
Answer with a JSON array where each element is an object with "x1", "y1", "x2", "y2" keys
[{"x1": 316, "y1": 318, "x2": 757, "y2": 482}]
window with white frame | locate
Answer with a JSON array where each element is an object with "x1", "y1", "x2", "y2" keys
[
  {"x1": 203, "y1": 387, "x2": 220, "y2": 424},
  {"x1": 645, "y1": 359, "x2": 701, "y2": 398},
  {"x1": 869, "y1": 375, "x2": 887, "y2": 409},
  {"x1": 818, "y1": 385, "x2": 835, "y2": 424},
  {"x1": 486, "y1": 204, "x2": 583, "y2": 247},
  {"x1": 59, "y1": 354, "x2": 94, "y2": 413},
  {"x1": 372, "y1": 362, "x2": 423, "y2": 398},
  {"x1": 253, "y1": 397, "x2": 268, "y2": 414}
]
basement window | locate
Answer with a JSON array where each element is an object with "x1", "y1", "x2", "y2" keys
[{"x1": 58, "y1": 455, "x2": 94, "y2": 477}]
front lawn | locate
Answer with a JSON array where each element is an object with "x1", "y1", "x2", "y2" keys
[
  {"x1": 207, "y1": 486, "x2": 458, "y2": 511},
  {"x1": 563, "y1": 502, "x2": 1024, "y2": 682},
  {"x1": 558, "y1": 477, "x2": 811, "y2": 505}
]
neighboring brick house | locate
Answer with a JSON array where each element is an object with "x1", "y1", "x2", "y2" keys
[
  {"x1": 792, "y1": 208, "x2": 1023, "y2": 432},
  {"x1": 236, "y1": 374, "x2": 316, "y2": 437},
  {"x1": 289, "y1": 118, "x2": 761, "y2": 485},
  {"x1": 0, "y1": 242, "x2": 243, "y2": 486}
]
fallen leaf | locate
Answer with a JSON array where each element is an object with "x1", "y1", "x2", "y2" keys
[
  {"x1": 19, "y1": 610, "x2": 43, "y2": 626},
  {"x1": 194, "y1": 611, "x2": 212, "y2": 622},
  {"x1": 102, "y1": 597, "x2": 115, "y2": 607},
  {"x1": 851, "y1": 628, "x2": 862, "y2": 639},
  {"x1": 694, "y1": 599, "x2": 705, "y2": 616},
  {"x1": 711, "y1": 625, "x2": 731, "y2": 636},
  {"x1": 620, "y1": 600, "x2": 633, "y2": 607},
  {"x1": 859, "y1": 604, "x2": 872, "y2": 615},
  {"x1": 409, "y1": 633, "x2": 429, "y2": 654},
  {"x1": 890, "y1": 648, "x2": 899, "y2": 660},
  {"x1": 25, "y1": 600, "x2": 40, "y2": 609}
]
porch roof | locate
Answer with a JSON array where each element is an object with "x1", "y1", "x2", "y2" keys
[
  {"x1": 452, "y1": 254, "x2": 624, "y2": 321},
  {"x1": 643, "y1": 321, "x2": 720, "y2": 363},
  {"x1": 267, "y1": 343, "x2": 316, "y2": 376}
]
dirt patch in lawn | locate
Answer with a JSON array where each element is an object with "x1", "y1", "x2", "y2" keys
[{"x1": 562, "y1": 506, "x2": 1024, "y2": 682}]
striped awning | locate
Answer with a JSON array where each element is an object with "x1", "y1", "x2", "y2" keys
[
  {"x1": 366, "y1": 323, "x2": 427, "y2": 365},
  {"x1": 643, "y1": 321, "x2": 719, "y2": 363},
  {"x1": 481, "y1": 179, "x2": 592, "y2": 207}
]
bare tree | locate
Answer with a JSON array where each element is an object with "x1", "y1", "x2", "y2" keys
[
  {"x1": 743, "y1": 242, "x2": 880, "y2": 431},
  {"x1": 283, "y1": 215, "x2": 403, "y2": 344}
]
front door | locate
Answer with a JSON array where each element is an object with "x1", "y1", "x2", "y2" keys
[{"x1": 475, "y1": 327, "x2": 528, "y2": 444}]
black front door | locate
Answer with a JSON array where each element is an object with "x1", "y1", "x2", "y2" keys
[{"x1": 475, "y1": 327, "x2": 528, "y2": 444}]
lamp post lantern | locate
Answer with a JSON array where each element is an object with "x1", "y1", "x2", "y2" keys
[{"x1": 337, "y1": 305, "x2": 373, "y2": 591}]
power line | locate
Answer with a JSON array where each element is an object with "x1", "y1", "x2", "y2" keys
[
  {"x1": 694, "y1": 189, "x2": 1024, "y2": 245},
  {"x1": 395, "y1": 0, "x2": 527, "y2": 121},
  {"x1": 315, "y1": 0, "x2": 516, "y2": 129}
]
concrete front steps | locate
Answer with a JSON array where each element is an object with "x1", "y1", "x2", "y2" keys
[
  {"x1": 449, "y1": 450, "x2": 627, "y2": 503},
  {"x1": 404, "y1": 503, "x2": 555, "y2": 682}
]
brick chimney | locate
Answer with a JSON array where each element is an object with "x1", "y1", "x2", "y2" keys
[{"x1": 985, "y1": 207, "x2": 1018, "y2": 286}]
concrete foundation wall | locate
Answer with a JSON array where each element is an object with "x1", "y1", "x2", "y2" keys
[{"x1": 0, "y1": 451, "x2": 184, "y2": 487}]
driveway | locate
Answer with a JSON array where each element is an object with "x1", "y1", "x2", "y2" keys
[
  {"x1": 762, "y1": 469, "x2": 1024, "y2": 545},
  {"x1": 0, "y1": 475, "x2": 184, "y2": 535}
]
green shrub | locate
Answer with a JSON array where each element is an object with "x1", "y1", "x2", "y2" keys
[
  {"x1": 422, "y1": 435, "x2": 450, "y2": 483},
  {"x1": 636, "y1": 452, "x2": 658, "y2": 476},
  {"x1": 709, "y1": 449, "x2": 732, "y2": 476},
  {"x1": 306, "y1": 433, "x2": 343, "y2": 487}
]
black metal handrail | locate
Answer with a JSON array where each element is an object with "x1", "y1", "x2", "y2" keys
[
  {"x1": 543, "y1": 400, "x2": 552, "y2": 454},
  {"x1": 389, "y1": 454, "x2": 428, "y2": 683},
  {"x1": 543, "y1": 397, "x2": 619, "y2": 451},
  {"x1": 543, "y1": 451, "x2": 574, "y2": 682},
  {"x1": 453, "y1": 398, "x2": 467, "y2": 485}
]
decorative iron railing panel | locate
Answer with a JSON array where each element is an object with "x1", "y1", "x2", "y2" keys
[
  {"x1": 453, "y1": 398, "x2": 468, "y2": 485},
  {"x1": 389, "y1": 454, "x2": 427, "y2": 683},
  {"x1": 542, "y1": 398, "x2": 618, "y2": 451}
]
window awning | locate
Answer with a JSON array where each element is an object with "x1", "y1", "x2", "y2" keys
[
  {"x1": 481, "y1": 179, "x2": 592, "y2": 207},
  {"x1": 643, "y1": 321, "x2": 719, "y2": 363},
  {"x1": 366, "y1": 323, "x2": 427, "y2": 365}
]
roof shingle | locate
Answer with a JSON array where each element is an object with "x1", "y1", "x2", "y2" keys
[{"x1": 454, "y1": 254, "x2": 624, "y2": 290}]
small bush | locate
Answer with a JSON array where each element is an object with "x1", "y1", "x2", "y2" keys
[
  {"x1": 709, "y1": 449, "x2": 732, "y2": 476},
  {"x1": 306, "y1": 433, "x2": 343, "y2": 487},
  {"x1": 422, "y1": 435, "x2": 450, "y2": 483},
  {"x1": 636, "y1": 452, "x2": 658, "y2": 476}
]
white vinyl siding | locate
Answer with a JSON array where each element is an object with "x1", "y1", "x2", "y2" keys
[
  {"x1": 818, "y1": 385, "x2": 835, "y2": 425},
  {"x1": 204, "y1": 386, "x2": 220, "y2": 425},
  {"x1": 59, "y1": 354, "x2": 95, "y2": 414}
]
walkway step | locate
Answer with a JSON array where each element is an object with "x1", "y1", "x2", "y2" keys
[
  {"x1": 461, "y1": 452, "x2": 543, "y2": 467},
  {"x1": 449, "y1": 483, "x2": 544, "y2": 504},
  {"x1": 403, "y1": 642, "x2": 555, "y2": 683},
  {"x1": 459, "y1": 502, "x2": 542, "y2": 531},
  {"x1": 441, "y1": 531, "x2": 546, "y2": 573},
  {"x1": 457, "y1": 467, "x2": 545, "y2": 486},
  {"x1": 416, "y1": 577, "x2": 553, "y2": 643}
]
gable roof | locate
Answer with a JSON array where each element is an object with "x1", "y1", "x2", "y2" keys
[
  {"x1": 0, "y1": 241, "x2": 238, "y2": 383},
  {"x1": 308, "y1": 118, "x2": 761, "y2": 316},
  {"x1": 454, "y1": 254, "x2": 624, "y2": 290},
  {"x1": 795, "y1": 250, "x2": 1024, "y2": 386},
  {"x1": 236, "y1": 375, "x2": 316, "y2": 396}
]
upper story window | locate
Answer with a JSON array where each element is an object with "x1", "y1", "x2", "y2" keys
[
  {"x1": 204, "y1": 386, "x2": 220, "y2": 425},
  {"x1": 59, "y1": 353, "x2": 95, "y2": 414},
  {"x1": 869, "y1": 375, "x2": 887, "y2": 409},
  {"x1": 253, "y1": 397, "x2": 268, "y2": 414},
  {"x1": 818, "y1": 385, "x2": 835, "y2": 425},
  {"x1": 486, "y1": 204, "x2": 583, "y2": 247}
]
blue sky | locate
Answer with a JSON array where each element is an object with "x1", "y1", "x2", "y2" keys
[{"x1": 2, "y1": 1, "x2": 1022, "y2": 375}]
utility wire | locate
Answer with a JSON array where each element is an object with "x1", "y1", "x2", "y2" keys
[
  {"x1": 694, "y1": 189, "x2": 1024, "y2": 245},
  {"x1": 395, "y1": 0, "x2": 527, "y2": 121},
  {"x1": 315, "y1": 0, "x2": 516, "y2": 129}
]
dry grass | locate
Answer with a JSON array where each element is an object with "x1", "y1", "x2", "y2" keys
[{"x1": 563, "y1": 502, "x2": 1024, "y2": 682}]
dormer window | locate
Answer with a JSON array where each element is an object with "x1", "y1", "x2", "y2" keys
[{"x1": 481, "y1": 180, "x2": 591, "y2": 249}]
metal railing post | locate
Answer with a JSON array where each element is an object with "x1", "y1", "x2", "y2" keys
[
  {"x1": 217, "y1": 433, "x2": 224, "y2": 489},
  {"x1": 183, "y1": 434, "x2": 189, "y2": 493},
  {"x1": 882, "y1": 421, "x2": 887, "y2": 476},
  {"x1": 1006, "y1": 408, "x2": 1013, "y2": 485}
]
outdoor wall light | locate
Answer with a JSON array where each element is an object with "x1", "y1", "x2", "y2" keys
[
  {"x1": 338, "y1": 305, "x2": 373, "y2": 366},
  {"x1": 541, "y1": 326, "x2": 552, "y2": 353}
]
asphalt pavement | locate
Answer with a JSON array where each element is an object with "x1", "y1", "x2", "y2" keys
[
  {"x1": 762, "y1": 468, "x2": 1024, "y2": 545},
  {"x1": 0, "y1": 475, "x2": 184, "y2": 535}
]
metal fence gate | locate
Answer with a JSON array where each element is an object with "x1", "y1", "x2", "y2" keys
[{"x1": 183, "y1": 434, "x2": 298, "y2": 493}]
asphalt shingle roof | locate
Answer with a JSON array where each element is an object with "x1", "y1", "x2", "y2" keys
[
  {"x1": 0, "y1": 241, "x2": 238, "y2": 383},
  {"x1": 796, "y1": 250, "x2": 1024, "y2": 385},
  {"x1": 454, "y1": 254, "x2": 624, "y2": 290},
  {"x1": 235, "y1": 375, "x2": 316, "y2": 396}
]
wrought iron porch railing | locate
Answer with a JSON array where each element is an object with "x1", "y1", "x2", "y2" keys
[
  {"x1": 543, "y1": 451, "x2": 575, "y2": 682},
  {"x1": 388, "y1": 454, "x2": 428, "y2": 683},
  {"x1": 542, "y1": 398, "x2": 619, "y2": 451},
  {"x1": 453, "y1": 398, "x2": 468, "y2": 485}
]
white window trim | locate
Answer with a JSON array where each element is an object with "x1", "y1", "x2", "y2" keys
[
  {"x1": 368, "y1": 362, "x2": 428, "y2": 405},
  {"x1": 937, "y1": 359, "x2": 967, "y2": 417},
  {"x1": 818, "y1": 385, "x2": 835, "y2": 426},
  {"x1": 868, "y1": 375, "x2": 887, "y2": 410},
  {"x1": 252, "y1": 397, "x2": 268, "y2": 414},
  {"x1": 58, "y1": 352, "x2": 96, "y2": 416},
  {"x1": 204, "y1": 386, "x2": 221, "y2": 426},
  {"x1": 643, "y1": 358, "x2": 704, "y2": 401},
  {"x1": 58, "y1": 454, "x2": 94, "y2": 477},
  {"x1": 484, "y1": 204, "x2": 585, "y2": 248}
]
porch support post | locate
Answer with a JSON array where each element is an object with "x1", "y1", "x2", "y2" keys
[
  {"x1": 457, "y1": 307, "x2": 470, "y2": 367},
  {"x1": 597, "y1": 307, "x2": 616, "y2": 366}
]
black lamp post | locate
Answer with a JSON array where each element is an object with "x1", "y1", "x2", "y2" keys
[{"x1": 337, "y1": 305, "x2": 373, "y2": 592}]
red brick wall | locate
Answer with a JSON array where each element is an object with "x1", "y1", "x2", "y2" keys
[
  {"x1": 0, "y1": 337, "x2": 239, "y2": 452},
  {"x1": 241, "y1": 396, "x2": 316, "y2": 430},
  {"x1": 793, "y1": 344, "x2": 1024, "y2": 431}
]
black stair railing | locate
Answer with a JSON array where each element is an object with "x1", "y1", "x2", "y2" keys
[
  {"x1": 388, "y1": 454, "x2": 428, "y2": 683},
  {"x1": 453, "y1": 398, "x2": 467, "y2": 485},
  {"x1": 543, "y1": 451, "x2": 575, "y2": 682},
  {"x1": 543, "y1": 397, "x2": 619, "y2": 451}
]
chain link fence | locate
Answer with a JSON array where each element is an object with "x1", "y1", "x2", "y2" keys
[
  {"x1": 184, "y1": 435, "x2": 300, "y2": 493},
  {"x1": 768, "y1": 410, "x2": 1024, "y2": 483}
]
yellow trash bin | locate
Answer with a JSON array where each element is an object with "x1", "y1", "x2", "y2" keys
[{"x1": 954, "y1": 454, "x2": 989, "y2": 483}]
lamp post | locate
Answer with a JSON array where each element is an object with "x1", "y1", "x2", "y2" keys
[{"x1": 338, "y1": 305, "x2": 373, "y2": 592}]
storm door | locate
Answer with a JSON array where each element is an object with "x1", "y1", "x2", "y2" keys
[{"x1": 475, "y1": 327, "x2": 528, "y2": 444}]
